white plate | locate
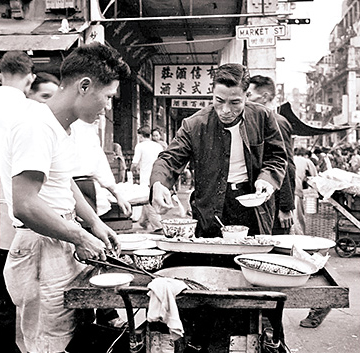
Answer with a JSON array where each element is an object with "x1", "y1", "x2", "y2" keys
[
  {"x1": 121, "y1": 239, "x2": 157, "y2": 251},
  {"x1": 89, "y1": 273, "x2": 134, "y2": 288},
  {"x1": 156, "y1": 238, "x2": 273, "y2": 255},
  {"x1": 271, "y1": 234, "x2": 336, "y2": 253},
  {"x1": 116, "y1": 233, "x2": 147, "y2": 243}
]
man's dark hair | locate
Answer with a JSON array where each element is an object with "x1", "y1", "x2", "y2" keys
[
  {"x1": 30, "y1": 72, "x2": 60, "y2": 92},
  {"x1": 249, "y1": 75, "x2": 276, "y2": 100},
  {"x1": 213, "y1": 63, "x2": 250, "y2": 91},
  {"x1": 60, "y1": 42, "x2": 130, "y2": 86},
  {"x1": 0, "y1": 51, "x2": 34, "y2": 75},
  {"x1": 138, "y1": 125, "x2": 151, "y2": 138},
  {"x1": 152, "y1": 127, "x2": 162, "y2": 135}
]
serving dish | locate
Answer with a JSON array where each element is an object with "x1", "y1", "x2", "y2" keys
[
  {"x1": 234, "y1": 253, "x2": 318, "y2": 287},
  {"x1": 89, "y1": 273, "x2": 134, "y2": 288},
  {"x1": 270, "y1": 234, "x2": 336, "y2": 254},
  {"x1": 156, "y1": 236, "x2": 274, "y2": 255}
]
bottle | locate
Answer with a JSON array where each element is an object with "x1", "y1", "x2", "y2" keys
[{"x1": 127, "y1": 171, "x2": 133, "y2": 184}]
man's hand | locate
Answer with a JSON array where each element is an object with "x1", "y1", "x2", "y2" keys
[
  {"x1": 115, "y1": 194, "x2": 132, "y2": 217},
  {"x1": 152, "y1": 181, "x2": 174, "y2": 215},
  {"x1": 254, "y1": 179, "x2": 274, "y2": 201},
  {"x1": 278, "y1": 210, "x2": 294, "y2": 229},
  {"x1": 90, "y1": 220, "x2": 121, "y2": 256}
]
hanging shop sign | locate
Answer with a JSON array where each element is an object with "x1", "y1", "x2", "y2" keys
[
  {"x1": 236, "y1": 24, "x2": 287, "y2": 47},
  {"x1": 171, "y1": 99, "x2": 212, "y2": 109},
  {"x1": 154, "y1": 65, "x2": 217, "y2": 97}
]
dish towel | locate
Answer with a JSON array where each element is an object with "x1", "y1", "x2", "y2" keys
[{"x1": 147, "y1": 277, "x2": 187, "y2": 340}]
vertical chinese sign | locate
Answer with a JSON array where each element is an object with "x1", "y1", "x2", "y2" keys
[{"x1": 154, "y1": 65, "x2": 218, "y2": 97}]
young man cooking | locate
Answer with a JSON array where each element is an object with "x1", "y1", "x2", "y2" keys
[{"x1": 0, "y1": 42, "x2": 130, "y2": 353}]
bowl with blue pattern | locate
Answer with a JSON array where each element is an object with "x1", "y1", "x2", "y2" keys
[
  {"x1": 161, "y1": 218, "x2": 198, "y2": 239},
  {"x1": 133, "y1": 249, "x2": 167, "y2": 271}
]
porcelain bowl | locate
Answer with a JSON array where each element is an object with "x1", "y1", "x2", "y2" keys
[
  {"x1": 133, "y1": 249, "x2": 166, "y2": 271},
  {"x1": 236, "y1": 193, "x2": 267, "y2": 207},
  {"x1": 234, "y1": 253, "x2": 318, "y2": 287},
  {"x1": 221, "y1": 225, "x2": 249, "y2": 241},
  {"x1": 161, "y1": 218, "x2": 198, "y2": 238}
]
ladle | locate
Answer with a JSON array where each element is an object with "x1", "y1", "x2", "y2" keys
[{"x1": 215, "y1": 215, "x2": 225, "y2": 228}]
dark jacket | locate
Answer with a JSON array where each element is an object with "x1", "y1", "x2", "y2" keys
[
  {"x1": 275, "y1": 113, "x2": 296, "y2": 213},
  {"x1": 150, "y1": 102, "x2": 287, "y2": 235}
]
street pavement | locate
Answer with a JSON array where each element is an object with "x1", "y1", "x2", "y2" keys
[{"x1": 134, "y1": 186, "x2": 360, "y2": 353}]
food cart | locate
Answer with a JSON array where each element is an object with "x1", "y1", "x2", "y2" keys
[{"x1": 64, "y1": 244, "x2": 349, "y2": 353}]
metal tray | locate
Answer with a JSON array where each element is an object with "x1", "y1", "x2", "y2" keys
[{"x1": 156, "y1": 238, "x2": 274, "y2": 255}]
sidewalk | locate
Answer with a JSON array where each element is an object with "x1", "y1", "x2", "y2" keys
[{"x1": 134, "y1": 187, "x2": 360, "y2": 353}]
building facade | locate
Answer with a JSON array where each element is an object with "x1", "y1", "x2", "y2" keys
[{"x1": 305, "y1": 0, "x2": 360, "y2": 146}]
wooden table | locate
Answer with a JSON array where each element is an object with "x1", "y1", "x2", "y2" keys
[
  {"x1": 65, "y1": 260, "x2": 348, "y2": 310},
  {"x1": 64, "y1": 253, "x2": 349, "y2": 352}
]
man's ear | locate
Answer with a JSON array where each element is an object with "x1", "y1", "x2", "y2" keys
[
  {"x1": 262, "y1": 91, "x2": 271, "y2": 104},
  {"x1": 79, "y1": 77, "x2": 91, "y2": 94}
]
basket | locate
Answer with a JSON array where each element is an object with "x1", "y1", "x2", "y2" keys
[{"x1": 305, "y1": 201, "x2": 336, "y2": 240}]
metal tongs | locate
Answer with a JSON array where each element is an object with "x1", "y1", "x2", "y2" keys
[
  {"x1": 73, "y1": 251, "x2": 209, "y2": 290},
  {"x1": 73, "y1": 251, "x2": 156, "y2": 278}
]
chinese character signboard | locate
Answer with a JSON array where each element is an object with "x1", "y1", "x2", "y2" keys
[
  {"x1": 171, "y1": 99, "x2": 212, "y2": 109},
  {"x1": 154, "y1": 65, "x2": 217, "y2": 97}
]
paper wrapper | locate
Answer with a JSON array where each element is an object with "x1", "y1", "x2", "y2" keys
[{"x1": 291, "y1": 244, "x2": 330, "y2": 271}]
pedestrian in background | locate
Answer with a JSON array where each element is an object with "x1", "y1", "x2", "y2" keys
[
  {"x1": 0, "y1": 50, "x2": 36, "y2": 353},
  {"x1": 131, "y1": 125, "x2": 163, "y2": 231},
  {"x1": 152, "y1": 127, "x2": 168, "y2": 150},
  {"x1": 293, "y1": 147, "x2": 318, "y2": 234},
  {"x1": 247, "y1": 75, "x2": 296, "y2": 235},
  {"x1": 113, "y1": 142, "x2": 127, "y2": 182},
  {"x1": 0, "y1": 42, "x2": 129, "y2": 353}
]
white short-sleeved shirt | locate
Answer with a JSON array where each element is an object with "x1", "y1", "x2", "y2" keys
[
  {"x1": 132, "y1": 140, "x2": 163, "y2": 186},
  {"x1": 0, "y1": 102, "x2": 76, "y2": 226},
  {"x1": 71, "y1": 119, "x2": 115, "y2": 189}
]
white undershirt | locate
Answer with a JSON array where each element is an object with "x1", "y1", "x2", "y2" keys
[{"x1": 225, "y1": 122, "x2": 248, "y2": 184}]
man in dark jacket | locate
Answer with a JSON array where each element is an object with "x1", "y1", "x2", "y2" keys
[
  {"x1": 247, "y1": 75, "x2": 296, "y2": 234},
  {"x1": 150, "y1": 63, "x2": 287, "y2": 238}
]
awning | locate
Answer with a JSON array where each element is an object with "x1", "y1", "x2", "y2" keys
[
  {"x1": 0, "y1": 33, "x2": 81, "y2": 51},
  {"x1": 279, "y1": 102, "x2": 352, "y2": 136}
]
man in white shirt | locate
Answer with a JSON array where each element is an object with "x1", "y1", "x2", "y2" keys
[
  {"x1": 0, "y1": 50, "x2": 36, "y2": 353},
  {"x1": 0, "y1": 43, "x2": 129, "y2": 353},
  {"x1": 131, "y1": 125, "x2": 163, "y2": 230},
  {"x1": 71, "y1": 117, "x2": 132, "y2": 217}
]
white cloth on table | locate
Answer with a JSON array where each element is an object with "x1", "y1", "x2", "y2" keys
[{"x1": 147, "y1": 277, "x2": 187, "y2": 340}]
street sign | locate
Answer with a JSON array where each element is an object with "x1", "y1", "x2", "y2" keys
[{"x1": 236, "y1": 24, "x2": 287, "y2": 48}]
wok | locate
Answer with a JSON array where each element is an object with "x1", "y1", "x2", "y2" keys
[{"x1": 155, "y1": 266, "x2": 245, "y2": 291}]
